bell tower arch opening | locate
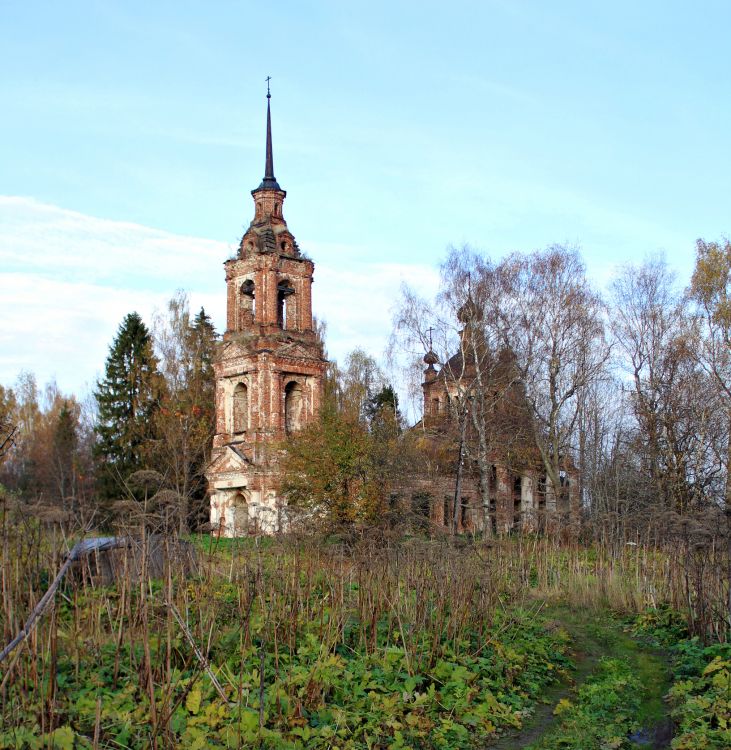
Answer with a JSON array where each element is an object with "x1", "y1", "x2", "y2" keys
[
  {"x1": 277, "y1": 279, "x2": 295, "y2": 329},
  {"x1": 241, "y1": 279, "x2": 255, "y2": 322}
]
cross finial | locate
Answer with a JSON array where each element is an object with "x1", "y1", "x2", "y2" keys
[
  {"x1": 253, "y1": 76, "x2": 282, "y2": 192},
  {"x1": 427, "y1": 326, "x2": 434, "y2": 350}
]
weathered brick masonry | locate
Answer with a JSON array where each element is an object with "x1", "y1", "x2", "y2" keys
[
  {"x1": 207, "y1": 93, "x2": 578, "y2": 537},
  {"x1": 206, "y1": 92, "x2": 327, "y2": 535}
]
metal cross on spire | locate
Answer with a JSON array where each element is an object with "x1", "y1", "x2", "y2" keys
[
  {"x1": 254, "y1": 75, "x2": 282, "y2": 191},
  {"x1": 427, "y1": 326, "x2": 434, "y2": 351}
]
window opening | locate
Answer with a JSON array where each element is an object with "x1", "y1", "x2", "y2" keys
[
  {"x1": 241, "y1": 279, "x2": 256, "y2": 318},
  {"x1": 233, "y1": 383, "x2": 248, "y2": 433},
  {"x1": 284, "y1": 381, "x2": 303, "y2": 434}
]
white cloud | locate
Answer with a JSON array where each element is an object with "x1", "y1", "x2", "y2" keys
[
  {"x1": 0, "y1": 197, "x2": 438, "y2": 397},
  {"x1": 0, "y1": 196, "x2": 228, "y2": 287}
]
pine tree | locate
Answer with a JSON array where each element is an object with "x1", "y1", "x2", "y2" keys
[
  {"x1": 364, "y1": 384, "x2": 401, "y2": 432},
  {"x1": 94, "y1": 312, "x2": 164, "y2": 501}
]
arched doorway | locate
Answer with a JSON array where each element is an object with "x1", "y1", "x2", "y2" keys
[
  {"x1": 241, "y1": 279, "x2": 255, "y2": 320},
  {"x1": 231, "y1": 492, "x2": 249, "y2": 535}
]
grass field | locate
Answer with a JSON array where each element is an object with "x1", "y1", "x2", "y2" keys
[{"x1": 0, "y1": 526, "x2": 729, "y2": 749}]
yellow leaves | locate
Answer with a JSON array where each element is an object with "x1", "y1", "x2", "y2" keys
[
  {"x1": 181, "y1": 726, "x2": 207, "y2": 750},
  {"x1": 185, "y1": 687, "x2": 202, "y2": 715},
  {"x1": 482, "y1": 719, "x2": 496, "y2": 734},
  {"x1": 553, "y1": 697, "x2": 573, "y2": 715},
  {"x1": 691, "y1": 238, "x2": 731, "y2": 325},
  {"x1": 600, "y1": 736, "x2": 624, "y2": 750},
  {"x1": 702, "y1": 657, "x2": 730, "y2": 676},
  {"x1": 45, "y1": 726, "x2": 75, "y2": 750}
]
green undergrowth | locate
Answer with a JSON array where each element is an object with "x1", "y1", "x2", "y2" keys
[
  {"x1": 2, "y1": 535, "x2": 727, "y2": 750},
  {"x1": 527, "y1": 657, "x2": 643, "y2": 750},
  {"x1": 496, "y1": 605, "x2": 669, "y2": 750},
  {"x1": 632, "y1": 607, "x2": 731, "y2": 749},
  {"x1": 0, "y1": 599, "x2": 572, "y2": 749}
]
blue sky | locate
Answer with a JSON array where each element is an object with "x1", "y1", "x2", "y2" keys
[{"x1": 1, "y1": 1, "x2": 729, "y2": 402}]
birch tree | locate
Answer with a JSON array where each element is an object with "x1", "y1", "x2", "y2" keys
[{"x1": 500, "y1": 246, "x2": 609, "y2": 514}]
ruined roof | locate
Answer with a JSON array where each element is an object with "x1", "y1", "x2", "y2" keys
[
  {"x1": 70, "y1": 537, "x2": 126, "y2": 558},
  {"x1": 442, "y1": 351, "x2": 465, "y2": 378},
  {"x1": 229, "y1": 444, "x2": 250, "y2": 464},
  {"x1": 256, "y1": 226, "x2": 278, "y2": 253}
]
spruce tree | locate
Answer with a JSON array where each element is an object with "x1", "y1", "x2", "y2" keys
[
  {"x1": 94, "y1": 312, "x2": 164, "y2": 501},
  {"x1": 186, "y1": 308, "x2": 217, "y2": 409},
  {"x1": 52, "y1": 400, "x2": 78, "y2": 510}
]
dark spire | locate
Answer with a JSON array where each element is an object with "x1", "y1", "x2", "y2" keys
[{"x1": 255, "y1": 76, "x2": 282, "y2": 192}]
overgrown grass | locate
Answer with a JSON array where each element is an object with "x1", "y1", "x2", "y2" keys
[
  {"x1": 632, "y1": 607, "x2": 731, "y2": 749},
  {"x1": 514, "y1": 606, "x2": 670, "y2": 750},
  {"x1": 0, "y1": 512, "x2": 729, "y2": 748},
  {"x1": 528, "y1": 657, "x2": 643, "y2": 750}
]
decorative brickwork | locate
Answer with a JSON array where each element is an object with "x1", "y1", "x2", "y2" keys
[{"x1": 206, "y1": 95, "x2": 327, "y2": 536}]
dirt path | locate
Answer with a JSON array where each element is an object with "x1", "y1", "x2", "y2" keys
[{"x1": 486, "y1": 606, "x2": 672, "y2": 750}]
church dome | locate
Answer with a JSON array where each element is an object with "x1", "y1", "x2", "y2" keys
[
  {"x1": 423, "y1": 350, "x2": 439, "y2": 366},
  {"x1": 457, "y1": 297, "x2": 483, "y2": 324}
]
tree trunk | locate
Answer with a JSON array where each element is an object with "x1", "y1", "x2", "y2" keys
[
  {"x1": 469, "y1": 399, "x2": 492, "y2": 537},
  {"x1": 726, "y1": 406, "x2": 731, "y2": 630},
  {"x1": 452, "y1": 409, "x2": 468, "y2": 535}
]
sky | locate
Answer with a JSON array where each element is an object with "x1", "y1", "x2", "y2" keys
[{"x1": 1, "y1": 1, "x2": 729, "y2": 403}]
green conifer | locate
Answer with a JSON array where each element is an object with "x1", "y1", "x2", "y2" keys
[{"x1": 94, "y1": 312, "x2": 164, "y2": 501}]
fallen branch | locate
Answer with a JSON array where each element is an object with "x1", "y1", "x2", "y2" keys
[
  {"x1": 0, "y1": 542, "x2": 81, "y2": 666},
  {"x1": 166, "y1": 599, "x2": 231, "y2": 705},
  {"x1": 0, "y1": 538, "x2": 126, "y2": 668}
]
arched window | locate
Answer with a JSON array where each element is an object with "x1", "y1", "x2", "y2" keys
[
  {"x1": 284, "y1": 381, "x2": 303, "y2": 435},
  {"x1": 233, "y1": 383, "x2": 248, "y2": 433},
  {"x1": 432, "y1": 397, "x2": 441, "y2": 415},
  {"x1": 241, "y1": 279, "x2": 255, "y2": 319},
  {"x1": 277, "y1": 279, "x2": 295, "y2": 328}
]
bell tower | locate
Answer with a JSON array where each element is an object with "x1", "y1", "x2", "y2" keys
[{"x1": 207, "y1": 86, "x2": 327, "y2": 536}]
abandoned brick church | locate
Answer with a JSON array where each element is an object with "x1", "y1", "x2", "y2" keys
[
  {"x1": 206, "y1": 93, "x2": 579, "y2": 536},
  {"x1": 205, "y1": 90, "x2": 327, "y2": 535}
]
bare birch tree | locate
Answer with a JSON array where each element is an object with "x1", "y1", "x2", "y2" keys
[
  {"x1": 498, "y1": 246, "x2": 609, "y2": 517},
  {"x1": 391, "y1": 246, "x2": 517, "y2": 534}
]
